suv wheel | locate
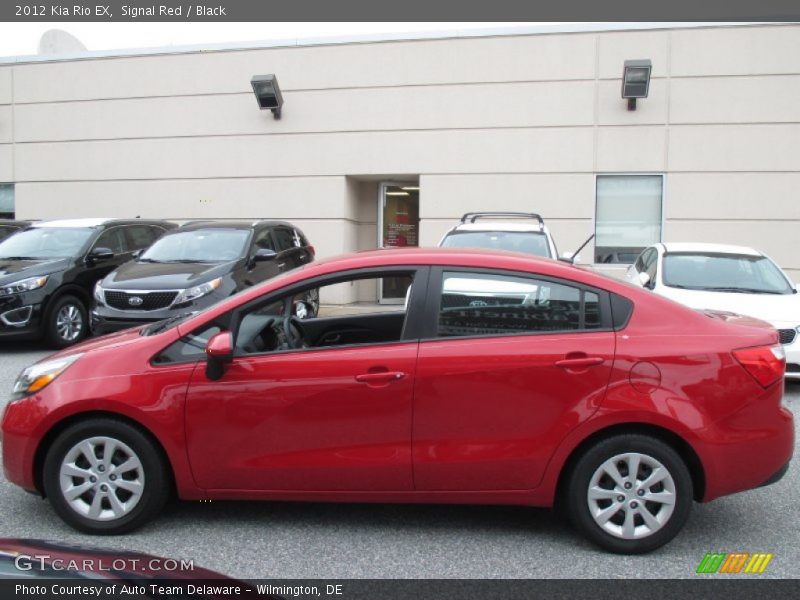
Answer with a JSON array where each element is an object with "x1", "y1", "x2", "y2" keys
[
  {"x1": 46, "y1": 295, "x2": 88, "y2": 348},
  {"x1": 43, "y1": 418, "x2": 169, "y2": 534},
  {"x1": 564, "y1": 434, "x2": 693, "y2": 554}
]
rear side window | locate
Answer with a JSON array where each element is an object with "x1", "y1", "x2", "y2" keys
[
  {"x1": 273, "y1": 228, "x2": 295, "y2": 251},
  {"x1": 437, "y1": 271, "x2": 602, "y2": 337}
]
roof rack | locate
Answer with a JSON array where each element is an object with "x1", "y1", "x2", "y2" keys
[{"x1": 460, "y1": 212, "x2": 544, "y2": 228}]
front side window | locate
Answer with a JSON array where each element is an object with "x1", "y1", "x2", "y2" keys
[
  {"x1": 253, "y1": 230, "x2": 276, "y2": 251},
  {"x1": 438, "y1": 271, "x2": 601, "y2": 337},
  {"x1": 441, "y1": 230, "x2": 551, "y2": 258},
  {"x1": 93, "y1": 228, "x2": 127, "y2": 254},
  {"x1": 126, "y1": 225, "x2": 160, "y2": 250},
  {"x1": 0, "y1": 227, "x2": 95, "y2": 259},
  {"x1": 140, "y1": 229, "x2": 249, "y2": 263},
  {"x1": 235, "y1": 273, "x2": 415, "y2": 356},
  {"x1": 662, "y1": 253, "x2": 794, "y2": 295},
  {"x1": 595, "y1": 175, "x2": 663, "y2": 264},
  {"x1": 273, "y1": 228, "x2": 296, "y2": 252}
]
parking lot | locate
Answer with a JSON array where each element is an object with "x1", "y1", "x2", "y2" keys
[{"x1": 0, "y1": 343, "x2": 798, "y2": 579}]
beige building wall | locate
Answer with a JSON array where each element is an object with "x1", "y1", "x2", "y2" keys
[{"x1": 1, "y1": 24, "x2": 799, "y2": 281}]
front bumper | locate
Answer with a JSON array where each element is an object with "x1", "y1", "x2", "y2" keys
[
  {"x1": 784, "y1": 337, "x2": 800, "y2": 379},
  {"x1": 0, "y1": 293, "x2": 46, "y2": 340}
]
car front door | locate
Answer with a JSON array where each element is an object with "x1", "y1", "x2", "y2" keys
[
  {"x1": 412, "y1": 268, "x2": 616, "y2": 491},
  {"x1": 184, "y1": 268, "x2": 427, "y2": 492},
  {"x1": 240, "y1": 228, "x2": 283, "y2": 288}
]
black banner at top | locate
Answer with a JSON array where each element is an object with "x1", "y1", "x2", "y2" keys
[{"x1": 1, "y1": 0, "x2": 800, "y2": 22}]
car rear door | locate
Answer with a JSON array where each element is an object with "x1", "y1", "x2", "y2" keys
[{"x1": 412, "y1": 268, "x2": 616, "y2": 491}]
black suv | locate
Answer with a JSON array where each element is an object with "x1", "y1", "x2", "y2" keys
[
  {"x1": 92, "y1": 220, "x2": 317, "y2": 334},
  {"x1": 0, "y1": 218, "x2": 176, "y2": 347}
]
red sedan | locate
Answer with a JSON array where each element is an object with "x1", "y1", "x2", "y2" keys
[{"x1": 2, "y1": 248, "x2": 793, "y2": 553}]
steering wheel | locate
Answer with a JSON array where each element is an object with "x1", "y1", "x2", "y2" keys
[{"x1": 283, "y1": 316, "x2": 306, "y2": 349}]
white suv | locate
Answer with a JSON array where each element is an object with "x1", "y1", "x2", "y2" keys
[{"x1": 438, "y1": 212, "x2": 559, "y2": 259}]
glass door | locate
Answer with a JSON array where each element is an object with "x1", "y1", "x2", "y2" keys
[{"x1": 378, "y1": 182, "x2": 420, "y2": 303}]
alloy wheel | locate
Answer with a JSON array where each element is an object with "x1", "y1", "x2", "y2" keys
[
  {"x1": 586, "y1": 452, "x2": 676, "y2": 540},
  {"x1": 56, "y1": 304, "x2": 84, "y2": 342},
  {"x1": 58, "y1": 436, "x2": 145, "y2": 521}
]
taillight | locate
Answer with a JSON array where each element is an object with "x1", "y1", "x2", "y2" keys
[
  {"x1": 732, "y1": 344, "x2": 786, "y2": 388},
  {"x1": 307, "y1": 245, "x2": 316, "y2": 257}
]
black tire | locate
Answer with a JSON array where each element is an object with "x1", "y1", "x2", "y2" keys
[
  {"x1": 43, "y1": 418, "x2": 170, "y2": 534},
  {"x1": 45, "y1": 295, "x2": 88, "y2": 348},
  {"x1": 564, "y1": 434, "x2": 693, "y2": 554}
]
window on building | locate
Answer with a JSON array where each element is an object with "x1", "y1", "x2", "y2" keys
[
  {"x1": 0, "y1": 184, "x2": 14, "y2": 219},
  {"x1": 595, "y1": 175, "x2": 663, "y2": 264}
]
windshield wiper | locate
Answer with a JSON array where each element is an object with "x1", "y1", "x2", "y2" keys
[
  {"x1": 703, "y1": 287, "x2": 784, "y2": 294},
  {"x1": 137, "y1": 257, "x2": 161, "y2": 263},
  {"x1": 161, "y1": 259, "x2": 210, "y2": 264}
]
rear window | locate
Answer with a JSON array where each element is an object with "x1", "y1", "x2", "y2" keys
[{"x1": 441, "y1": 231, "x2": 551, "y2": 258}]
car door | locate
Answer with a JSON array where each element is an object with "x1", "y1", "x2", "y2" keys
[
  {"x1": 184, "y1": 267, "x2": 428, "y2": 492},
  {"x1": 78, "y1": 227, "x2": 131, "y2": 290},
  {"x1": 412, "y1": 268, "x2": 616, "y2": 491},
  {"x1": 273, "y1": 226, "x2": 305, "y2": 270},
  {"x1": 240, "y1": 228, "x2": 283, "y2": 288}
]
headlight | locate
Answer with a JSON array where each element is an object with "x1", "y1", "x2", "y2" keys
[
  {"x1": 93, "y1": 281, "x2": 104, "y2": 303},
  {"x1": 12, "y1": 353, "x2": 83, "y2": 397},
  {"x1": 173, "y1": 278, "x2": 222, "y2": 305},
  {"x1": 0, "y1": 275, "x2": 48, "y2": 297}
]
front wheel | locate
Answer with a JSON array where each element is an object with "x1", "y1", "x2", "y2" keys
[
  {"x1": 43, "y1": 418, "x2": 170, "y2": 534},
  {"x1": 564, "y1": 434, "x2": 693, "y2": 554},
  {"x1": 45, "y1": 295, "x2": 88, "y2": 348}
]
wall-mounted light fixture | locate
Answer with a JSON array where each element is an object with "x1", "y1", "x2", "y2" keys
[
  {"x1": 251, "y1": 74, "x2": 284, "y2": 119},
  {"x1": 621, "y1": 59, "x2": 652, "y2": 111}
]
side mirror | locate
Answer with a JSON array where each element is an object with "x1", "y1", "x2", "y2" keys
[
  {"x1": 637, "y1": 271, "x2": 652, "y2": 288},
  {"x1": 131, "y1": 249, "x2": 143, "y2": 259},
  {"x1": 205, "y1": 331, "x2": 233, "y2": 380},
  {"x1": 253, "y1": 248, "x2": 278, "y2": 263},
  {"x1": 88, "y1": 247, "x2": 114, "y2": 262}
]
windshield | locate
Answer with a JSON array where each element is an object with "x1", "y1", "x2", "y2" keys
[
  {"x1": 441, "y1": 231, "x2": 551, "y2": 257},
  {"x1": 0, "y1": 227, "x2": 95, "y2": 259},
  {"x1": 140, "y1": 229, "x2": 249, "y2": 263},
  {"x1": 662, "y1": 252, "x2": 794, "y2": 295}
]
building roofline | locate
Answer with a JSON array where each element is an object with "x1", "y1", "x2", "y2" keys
[{"x1": 0, "y1": 22, "x2": 783, "y2": 66}]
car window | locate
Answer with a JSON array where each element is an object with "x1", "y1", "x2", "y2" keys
[
  {"x1": 644, "y1": 249, "x2": 658, "y2": 280},
  {"x1": 0, "y1": 227, "x2": 95, "y2": 259},
  {"x1": 437, "y1": 271, "x2": 602, "y2": 337},
  {"x1": 151, "y1": 323, "x2": 222, "y2": 365},
  {"x1": 141, "y1": 229, "x2": 249, "y2": 263},
  {"x1": 441, "y1": 230, "x2": 551, "y2": 258},
  {"x1": 235, "y1": 273, "x2": 414, "y2": 356},
  {"x1": 125, "y1": 225, "x2": 160, "y2": 250},
  {"x1": 93, "y1": 228, "x2": 127, "y2": 254},
  {"x1": 253, "y1": 229, "x2": 276, "y2": 251},
  {"x1": 662, "y1": 253, "x2": 794, "y2": 294},
  {"x1": 273, "y1": 228, "x2": 296, "y2": 252}
]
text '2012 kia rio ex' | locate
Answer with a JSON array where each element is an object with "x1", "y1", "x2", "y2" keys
[{"x1": 2, "y1": 248, "x2": 793, "y2": 553}]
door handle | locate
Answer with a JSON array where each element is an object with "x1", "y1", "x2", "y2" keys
[
  {"x1": 355, "y1": 371, "x2": 406, "y2": 383},
  {"x1": 555, "y1": 356, "x2": 605, "y2": 369},
  {"x1": 277, "y1": 262, "x2": 286, "y2": 269}
]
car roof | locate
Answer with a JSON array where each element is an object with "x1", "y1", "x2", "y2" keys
[
  {"x1": 31, "y1": 218, "x2": 171, "y2": 229},
  {"x1": 178, "y1": 220, "x2": 294, "y2": 231},
  {"x1": 451, "y1": 222, "x2": 548, "y2": 233},
  {"x1": 661, "y1": 242, "x2": 762, "y2": 257}
]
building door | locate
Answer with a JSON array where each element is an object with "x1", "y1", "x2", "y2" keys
[{"x1": 378, "y1": 182, "x2": 420, "y2": 303}]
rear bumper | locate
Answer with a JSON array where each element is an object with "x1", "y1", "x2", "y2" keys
[{"x1": 700, "y1": 386, "x2": 794, "y2": 501}]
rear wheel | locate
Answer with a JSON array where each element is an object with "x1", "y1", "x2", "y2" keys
[
  {"x1": 564, "y1": 434, "x2": 693, "y2": 553},
  {"x1": 45, "y1": 295, "x2": 88, "y2": 348},
  {"x1": 43, "y1": 418, "x2": 169, "y2": 534}
]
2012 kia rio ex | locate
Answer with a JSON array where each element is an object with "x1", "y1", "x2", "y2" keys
[{"x1": 1, "y1": 248, "x2": 793, "y2": 553}]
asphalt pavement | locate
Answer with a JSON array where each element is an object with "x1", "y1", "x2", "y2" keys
[{"x1": 0, "y1": 343, "x2": 798, "y2": 579}]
